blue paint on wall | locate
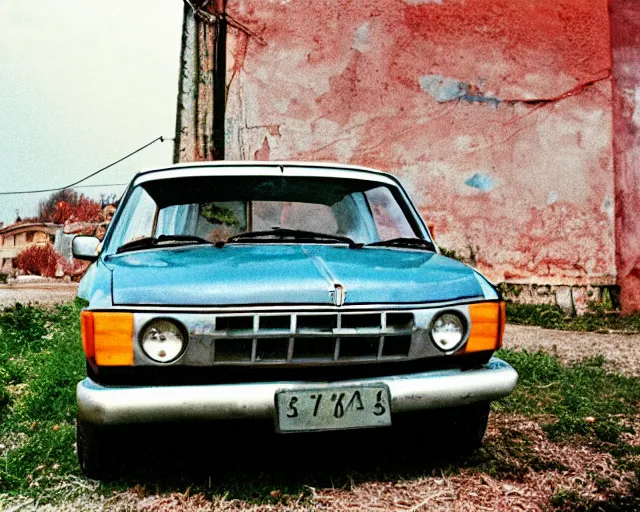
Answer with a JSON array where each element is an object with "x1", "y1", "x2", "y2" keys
[
  {"x1": 418, "y1": 74, "x2": 501, "y2": 106},
  {"x1": 465, "y1": 173, "x2": 495, "y2": 191},
  {"x1": 419, "y1": 75, "x2": 464, "y2": 102},
  {"x1": 352, "y1": 22, "x2": 370, "y2": 53},
  {"x1": 462, "y1": 92, "x2": 501, "y2": 106}
]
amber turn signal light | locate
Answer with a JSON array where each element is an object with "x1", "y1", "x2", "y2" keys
[
  {"x1": 463, "y1": 302, "x2": 505, "y2": 353},
  {"x1": 80, "y1": 310, "x2": 95, "y2": 361},
  {"x1": 80, "y1": 311, "x2": 134, "y2": 366}
]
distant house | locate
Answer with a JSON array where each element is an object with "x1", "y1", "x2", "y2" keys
[{"x1": 0, "y1": 223, "x2": 60, "y2": 273}]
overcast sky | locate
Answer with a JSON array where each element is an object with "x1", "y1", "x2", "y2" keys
[{"x1": 0, "y1": 1, "x2": 183, "y2": 225}]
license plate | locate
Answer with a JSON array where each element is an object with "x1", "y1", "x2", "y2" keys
[{"x1": 275, "y1": 384, "x2": 392, "y2": 433}]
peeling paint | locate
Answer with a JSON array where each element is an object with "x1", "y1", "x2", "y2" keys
[
  {"x1": 419, "y1": 75, "x2": 465, "y2": 102},
  {"x1": 454, "y1": 136, "x2": 473, "y2": 150},
  {"x1": 601, "y1": 197, "x2": 614, "y2": 223},
  {"x1": 465, "y1": 173, "x2": 495, "y2": 192},
  {"x1": 633, "y1": 88, "x2": 640, "y2": 126},
  {"x1": 418, "y1": 75, "x2": 501, "y2": 105},
  {"x1": 254, "y1": 136, "x2": 270, "y2": 160},
  {"x1": 352, "y1": 23, "x2": 370, "y2": 53},
  {"x1": 220, "y1": 0, "x2": 616, "y2": 290},
  {"x1": 276, "y1": 99, "x2": 290, "y2": 114}
]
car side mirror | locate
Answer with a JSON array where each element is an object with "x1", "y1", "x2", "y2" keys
[{"x1": 72, "y1": 236, "x2": 101, "y2": 262}]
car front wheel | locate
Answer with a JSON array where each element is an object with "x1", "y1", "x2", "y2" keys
[
  {"x1": 396, "y1": 401, "x2": 491, "y2": 455},
  {"x1": 448, "y1": 401, "x2": 491, "y2": 451},
  {"x1": 76, "y1": 420, "x2": 117, "y2": 479}
]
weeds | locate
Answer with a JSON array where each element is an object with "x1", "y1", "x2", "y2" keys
[
  {"x1": 439, "y1": 247, "x2": 465, "y2": 262},
  {"x1": 551, "y1": 486, "x2": 640, "y2": 512},
  {"x1": 0, "y1": 302, "x2": 638, "y2": 509},
  {"x1": 463, "y1": 422, "x2": 569, "y2": 481},
  {"x1": 496, "y1": 349, "x2": 639, "y2": 443},
  {"x1": 0, "y1": 300, "x2": 85, "y2": 496},
  {"x1": 496, "y1": 348, "x2": 640, "y2": 505},
  {"x1": 505, "y1": 302, "x2": 640, "y2": 332},
  {"x1": 0, "y1": 303, "x2": 50, "y2": 351}
]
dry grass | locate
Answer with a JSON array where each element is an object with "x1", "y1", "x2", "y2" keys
[
  {"x1": 3, "y1": 414, "x2": 635, "y2": 512},
  {"x1": 1, "y1": 302, "x2": 639, "y2": 511}
]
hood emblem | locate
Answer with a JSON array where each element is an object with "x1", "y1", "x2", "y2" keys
[{"x1": 331, "y1": 283, "x2": 346, "y2": 307}]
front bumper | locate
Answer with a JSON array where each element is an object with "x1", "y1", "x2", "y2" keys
[{"x1": 77, "y1": 357, "x2": 518, "y2": 425}]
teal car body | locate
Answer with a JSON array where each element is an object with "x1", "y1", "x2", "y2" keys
[{"x1": 73, "y1": 162, "x2": 517, "y2": 478}]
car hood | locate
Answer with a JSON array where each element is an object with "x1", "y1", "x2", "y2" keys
[{"x1": 106, "y1": 244, "x2": 484, "y2": 306}]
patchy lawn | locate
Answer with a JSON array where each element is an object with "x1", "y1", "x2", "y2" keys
[
  {"x1": 0, "y1": 302, "x2": 638, "y2": 511},
  {"x1": 505, "y1": 302, "x2": 640, "y2": 334}
]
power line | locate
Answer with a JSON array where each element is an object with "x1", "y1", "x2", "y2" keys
[
  {"x1": 72, "y1": 183, "x2": 128, "y2": 189},
  {"x1": 0, "y1": 136, "x2": 167, "y2": 196}
]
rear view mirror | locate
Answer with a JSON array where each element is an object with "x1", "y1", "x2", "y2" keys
[{"x1": 72, "y1": 236, "x2": 100, "y2": 262}]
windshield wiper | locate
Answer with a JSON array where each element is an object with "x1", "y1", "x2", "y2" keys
[
  {"x1": 366, "y1": 237, "x2": 435, "y2": 251},
  {"x1": 221, "y1": 228, "x2": 361, "y2": 249},
  {"x1": 116, "y1": 234, "x2": 211, "y2": 254},
  {"x1": 116, "y1": 237, "x2": 154, "y2": 254},
  {"x1": 154, "y1": 234, "x2": 210, "y2": 245}
]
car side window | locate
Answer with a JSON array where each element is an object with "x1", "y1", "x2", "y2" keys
[
  {"x1": 109, "y1": 186, "x2": 157, "y2": 247},
  {"x1": 364, "y1": 186, "x2": 416, "y2": 240}
]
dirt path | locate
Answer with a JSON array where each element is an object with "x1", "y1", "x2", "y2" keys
[
  {"x1": 0, "y1": 282, "x2": 79, "y2": 309},
  {"x1": 504, "y1": 324, "x2": 640, "y2": 377}
]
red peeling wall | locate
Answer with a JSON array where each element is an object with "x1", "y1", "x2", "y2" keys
[
  {"x1": 610, "y1": 0, "x2": 640, "y2": 313},
  {"x1": 223, "y1": 0, "x2": 616, "y2": 288}
]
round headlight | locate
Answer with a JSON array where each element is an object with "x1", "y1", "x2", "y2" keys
[
  {"x1": 430, "y1": 313, "x2": 465, "y2": 351},
  {"x1": 140, "y1": 319, "x2": 186, "y2": 363}
]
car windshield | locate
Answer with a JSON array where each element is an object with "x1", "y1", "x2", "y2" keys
[{"x1": 105, "y1": 175, "x2": 425, "y2": 253}]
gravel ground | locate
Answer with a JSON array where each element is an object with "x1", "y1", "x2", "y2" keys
[
  {"x1": 0, "y1": 282, "x2": 79, "y2": 309},
  {"x1": 504, "y1": 324, "x2": 640, "y2": 377}
]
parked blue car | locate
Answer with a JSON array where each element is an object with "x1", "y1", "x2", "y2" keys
[{"x1": 73, "y1": 162, "x2": 518, "y2": 478}]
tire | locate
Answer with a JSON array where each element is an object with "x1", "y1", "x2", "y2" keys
[
  {"x1": 395, "y1": 402, "x2": 491, "y2": 456},
  {"x1": 76, "y1": 420, "x2": 116, "y2": 479},
  {"x1": 448, "y1": 402, "x2": 491, "y2": 452}
]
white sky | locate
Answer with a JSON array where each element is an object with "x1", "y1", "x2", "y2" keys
[{"x1": 0, "y1": 1, "x2": 183, "y2": 225}]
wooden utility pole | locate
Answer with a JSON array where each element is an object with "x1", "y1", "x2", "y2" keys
[{"x1": 174, "y1": 0, "x2": 227, "y2": 163}]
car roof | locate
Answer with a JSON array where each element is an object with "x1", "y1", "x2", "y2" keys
[{"x1": 132, "y1": 161, "x2": 403, "y2": 187}]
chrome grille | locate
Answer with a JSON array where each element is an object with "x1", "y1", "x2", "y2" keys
[{"x1": 208, "y1": 312, "x2": 414, "y2": 364}]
